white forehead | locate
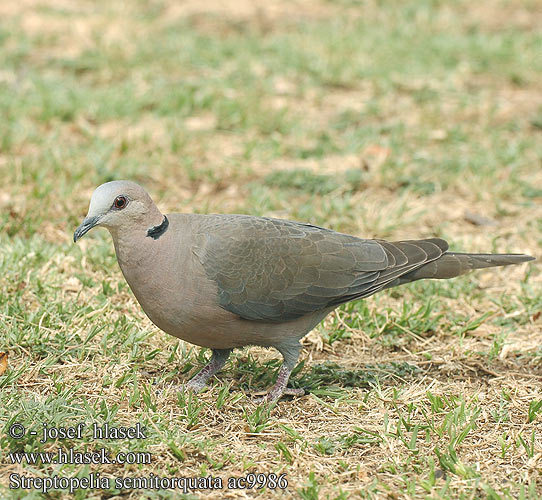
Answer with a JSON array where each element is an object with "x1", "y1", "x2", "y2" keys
[{"x1": 87, "y1": 180, "x2": 140, "y2": 216}]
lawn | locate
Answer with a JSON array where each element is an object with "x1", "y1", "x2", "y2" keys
[{"x1": 0, "y1": 0, "x2": 541, "y2": 498}]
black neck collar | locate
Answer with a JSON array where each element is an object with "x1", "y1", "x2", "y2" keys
[{"x1": 146, "y1": 215, "x2": 169, "y2": 240}]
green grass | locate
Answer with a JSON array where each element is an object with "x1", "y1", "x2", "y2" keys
[{"x1": 0, "y1": 0, "x2": 540, "y2": 498}]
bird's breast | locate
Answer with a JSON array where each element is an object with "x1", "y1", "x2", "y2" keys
[{"x1": 114, "y1": 231, "x2": 238, "y2": 348}]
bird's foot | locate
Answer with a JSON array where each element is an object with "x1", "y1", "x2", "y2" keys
[
  {"x1": 157, "y1": 348, "x2": 232, "y2": 397},
  {"x1": 179, "y1": 378, "x2": 207, "y2": 394},
  {"x1": 253, "y1": 387, "x2": 305, "y2": 404},
  {"x1": 252, "y1": 362, "x2": 305, "y2": 403}
]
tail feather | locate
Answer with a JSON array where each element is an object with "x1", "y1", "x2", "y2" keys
[{"x1": 393, "y1": 251, "x2": 534, "y2": 284}]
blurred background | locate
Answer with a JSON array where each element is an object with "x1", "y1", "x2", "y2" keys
[
  {"x1": 1, "y1": 0, "x2": 540, "y2": 240},
  {"x1": 0, "y1": 0, "x2": 540, "y2": 498}
]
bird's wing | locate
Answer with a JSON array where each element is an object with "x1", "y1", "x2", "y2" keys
[{"x1": 192, "y1": 215, "x2": 447, "y2": 322}]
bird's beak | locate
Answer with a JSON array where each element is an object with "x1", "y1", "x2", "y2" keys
[{"x1": 73, "y1": 216, "x2": 100, "y2": 242}]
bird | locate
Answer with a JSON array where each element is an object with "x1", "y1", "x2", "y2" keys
[{"x1": 74, "y1": 180, "x2": 535, "y2": 402}]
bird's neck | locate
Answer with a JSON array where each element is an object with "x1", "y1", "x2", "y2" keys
[
  {"x1": 146, "y1": 214, "x2": 169, "y2": 240},
  {"x1": 109, "y1": 210, "x2": 166, "y2": 266},
  {"x1": 143, "y1": 208, "x2": 166, "y2": 235}
]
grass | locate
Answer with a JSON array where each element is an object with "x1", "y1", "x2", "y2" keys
[{"x1": 0, "y1": 0, "x2": 541, "y2": 498}]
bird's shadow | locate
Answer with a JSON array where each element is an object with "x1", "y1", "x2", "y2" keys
[{"x1": 230, "y1": 355, "x2": 420, "y2": 396}]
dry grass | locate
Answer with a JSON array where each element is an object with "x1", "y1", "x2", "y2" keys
[{"x1": 0, "y1": 0, "x2": 541, "y2": 498}]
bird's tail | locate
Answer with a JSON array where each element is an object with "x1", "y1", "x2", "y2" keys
[{"x1": 397, "y1": 252, "x2": 534, "y2": 283}]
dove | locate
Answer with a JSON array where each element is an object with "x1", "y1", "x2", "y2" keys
[{"x1": 74, "y1": 181, "x2": 534, "y2": 402}]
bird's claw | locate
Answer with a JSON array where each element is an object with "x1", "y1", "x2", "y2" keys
[{"x1": 253, "y1": 387, "x2": 305, "y2": 404}]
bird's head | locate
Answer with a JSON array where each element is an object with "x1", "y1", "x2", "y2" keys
[{"x1": 74, "y1": 180, "x2": 164, "y2": 242}]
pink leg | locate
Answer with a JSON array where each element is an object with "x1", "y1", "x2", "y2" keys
[
  {"x1": 183, "y1": 349, "x2": 231, "y2": 393},
  {"x1": 255, "y1": 342, "x2": 305, "y2": 403},
  {"x1": 259, "y1": 364, "x2": 304, "y2": 402}
]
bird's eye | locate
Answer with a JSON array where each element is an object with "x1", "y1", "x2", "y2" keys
[{"x1": 113, "y1": 196, "x2": 127, "y2": 209}]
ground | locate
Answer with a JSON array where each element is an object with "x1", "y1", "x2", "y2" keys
[{"x1": 0, "y1": 0, "x2": 541, "y2": 498}]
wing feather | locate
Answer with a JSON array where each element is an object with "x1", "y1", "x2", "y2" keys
[{"x1": 193, "y1": 215, "x2": 447, "y2": 322}]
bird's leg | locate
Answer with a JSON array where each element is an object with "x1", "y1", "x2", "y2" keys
[
  {"x1": 183, "y1": 348, "x2": 232, "y2": 393},
  {"x1": 256, "y1": 342, "x2": 304, "y2": 403},
  {"x1": 265, "y1": 364, "x2": 305, "y2": 401}
]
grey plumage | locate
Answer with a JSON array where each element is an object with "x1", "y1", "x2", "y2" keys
[{"x1": 74, "y1": 181, "x2": 535, "y2": 402}]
